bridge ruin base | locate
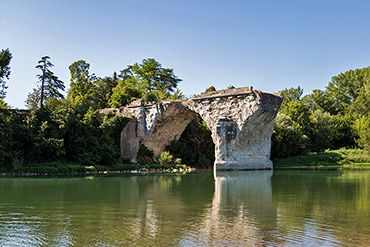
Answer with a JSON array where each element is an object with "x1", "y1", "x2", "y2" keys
[{"x1": 215, "y1": 159, "x2": 272, "y2": 170}]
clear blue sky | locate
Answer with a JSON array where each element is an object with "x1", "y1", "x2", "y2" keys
[{"x1": 1, "y1": 0, "x2": 370, "y2": 108}]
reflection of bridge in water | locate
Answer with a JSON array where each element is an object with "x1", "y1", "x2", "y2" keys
[{"x1": 185, "y1": 171, "x2": 278, "y2": 246}]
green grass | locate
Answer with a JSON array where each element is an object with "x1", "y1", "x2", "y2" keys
[{"x1": 274, "y1": 148, "x2": 370, "y2": 170}]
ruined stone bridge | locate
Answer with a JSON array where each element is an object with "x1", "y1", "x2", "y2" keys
[{"x1": 102, "y1": 87, "x2": 282, "y2": 170}]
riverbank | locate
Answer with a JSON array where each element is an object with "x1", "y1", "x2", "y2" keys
[
  {"x1": 0, "y1": 161, "x2": 196, "y2": 177},
  {"x1": 274, "y1": 149, "x2": 370, "y2": 170}
]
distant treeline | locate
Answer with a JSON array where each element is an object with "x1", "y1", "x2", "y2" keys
[{"x1": 0, "y1": 48, "x2": 369, "y2": 170}]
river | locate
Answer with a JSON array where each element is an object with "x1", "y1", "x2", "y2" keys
[{"x1": 0, "y1": 170, "x2": 369, "y2": 246}]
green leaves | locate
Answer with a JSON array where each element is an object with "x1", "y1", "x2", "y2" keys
[
  {"x1": 109, "y1": 58, "x2": 183, "y2": 107},
  {"x1": 0, "y1": 49, "x2": 12, "y2": 99},
  {"x1": 326, "y1": 67, "x2": 370, "y2": 114},
  {"x1": 353, "y1": 116, "x2": 370, "y2": 151},
  {"x1": 273, "y1": 69, "x2": 370, "y2": 159}
]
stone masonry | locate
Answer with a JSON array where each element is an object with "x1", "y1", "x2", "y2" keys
[{"x1": 101, "y1": 87, "x2": 282, "y2": 170}]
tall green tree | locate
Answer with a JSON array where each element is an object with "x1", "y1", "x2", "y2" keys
[
  {"x1": 110, "y1": 58, "x2": 183, "y2": 107},
  {"x1": 68, "y1": 60, "x2": 93, "y2": 102},
  {"x1": 279, "y1": 86, "x2": 303, "y2": 106},
  {"x1": 67, "y1": 60, "x2": 119, "y2": 110},
  {"x1": 0, "y1": 49, "x2": 12, "y2": 100},
  {"x1": 326, "y1": 67, "x2": 370, "y2": 114},
  {"x1": 27, "y1": 56, "x2": 65, "y2": 109}
]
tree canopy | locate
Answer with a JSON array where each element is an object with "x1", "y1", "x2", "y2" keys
[
  {"x1": 0, "y1": 49, "x2": 12, "y2": 100},
  {"x1": 109, "y1": 58, "x2": 183, "y2": 107},
  {"x1": 272, "y1": 68, "x2": 370, "y2": 158}
]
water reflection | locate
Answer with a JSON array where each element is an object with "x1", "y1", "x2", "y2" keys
[
  {"x1": 190, "y1": 170, "x2": 277, "y2": 246},
  {"x1": 0, "y1": 170, "x2": 369, "y2": 246},
  {"x1": 272, "y1": 170, "x2": 370, "y2": 246}
]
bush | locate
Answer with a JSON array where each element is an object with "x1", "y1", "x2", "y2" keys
[{"x1": 159, "y1": 151, "x2": 174, "y2": 165}]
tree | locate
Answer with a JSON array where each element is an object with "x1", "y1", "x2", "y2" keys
[
  {"x1": 351, "y1": 80, "x2": 370, "y2": 117},
  {"x1": 309, "y1": 109, "x2": 337, "y2": 151},
  {"x1": 28, "y1": 56, "x2": 65, "y2": 109},
  {"x1": 271, "y1": 113, "x2": 308, "y2": 159},
  {"x1": 68, "y1": 60, "x2": 93, "y2": 101},
  {"x1": 110, "y1": 58, "x2": 183, "y2": 107},
  {"x1": 109, "y1": 76, "x2": 142, "y2": 107},
  {"x1": 280, "y1": 100, "x2": 311, "y2": 133},
  {"x1": 0, "y1": 49, "x2": 12, "y2": 100},
  {"x1": 353, "y1": 115, "x2": 370, "y2": 151},
  {"x1": 93, "y1": 76, "x2": 119, "y2": 108},
  {"x1": 325, "y1": 67, "x2": 370, "y2": 114},
  {"x1": 350, "y1": 81, "x2": 370, "y2": 149},
  {"x1": 131, "y1": 58, "x2": 181, "y2": 98},
  {"x1": 280, "y1": 86, "x2": 303, "y2": 104},
  {"x1": 26, "y1": 87, "x2": 41, "y2": 110}
]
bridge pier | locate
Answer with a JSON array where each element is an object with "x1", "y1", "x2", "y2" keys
[
  {"x1": 187, "y1": 88, "x2": 282, "y2": 170},
  {"x1": 213, "y1": 111, "x2": 276, "y2": 170}
]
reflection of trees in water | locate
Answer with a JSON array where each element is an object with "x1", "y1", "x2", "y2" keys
[
  {"x1": 272, "y1": 170, "x2": 370, "y2": 246},
  {"x1": 0, "y1": 174, "x2": 215, "y2": 246}
]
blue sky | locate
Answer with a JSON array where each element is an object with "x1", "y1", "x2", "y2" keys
[{"x1": 1, "y1": 0, "x2": 370, "y2": 108}]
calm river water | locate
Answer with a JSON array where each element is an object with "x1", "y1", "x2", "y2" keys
[{"x1": 0, "y1": 170, "x2": 369, "y2": 246}]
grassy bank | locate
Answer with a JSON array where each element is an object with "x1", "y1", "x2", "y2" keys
[
  {"x1": 0, "y1": 161, "x2": 193, "y2": 177},
  {"x1": 274, "y1": 149, "x2": 370, "y2": 170}
]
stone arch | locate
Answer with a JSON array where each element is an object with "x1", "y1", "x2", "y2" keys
[
  {"x1": 143, "y1": 102, "x2": 199, "y2": 158},
  {"x1": 119, "y1": 101, "x2": 213, "y2": 163}
]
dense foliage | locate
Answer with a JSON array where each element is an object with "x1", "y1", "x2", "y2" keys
[
  {"x1": 0, "y1": 54, "x2": 186, "y2": 171},
  {"x1": 109, "y1": 58, "x2": 184, "y2": 107},
  {"x1": 0, "y1": 49, "x2": 12, "y2": 108},
  {"x1": 272, "y1": 67, "x2": 370, "y2": 159}
]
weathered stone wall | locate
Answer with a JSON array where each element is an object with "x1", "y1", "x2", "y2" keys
[{"x1": 101, "y1": 87, "x2": 282, "y2": 170}]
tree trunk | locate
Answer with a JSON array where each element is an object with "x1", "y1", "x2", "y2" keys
[{"x1": 40, "y1": 73, "x2": 45, "y2": 108}]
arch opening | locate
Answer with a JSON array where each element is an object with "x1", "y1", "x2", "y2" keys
[{"x1": 165, "y1": 115, "x2": 215, "y2": 169}]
